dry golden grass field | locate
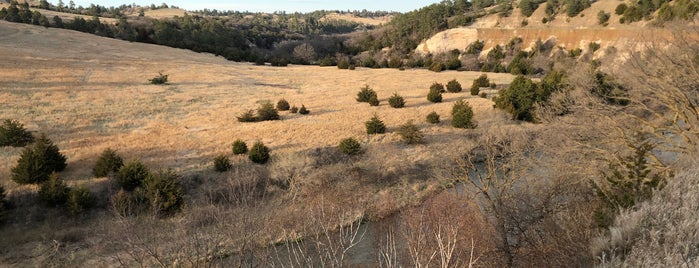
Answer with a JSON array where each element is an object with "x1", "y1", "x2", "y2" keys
[{"x1": 0, "y1": 20, "x2": 516, "y2": 189}]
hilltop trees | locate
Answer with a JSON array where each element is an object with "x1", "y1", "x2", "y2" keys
[
  {"x1": 0, "y1": 119, "x2": 34, "y2": 147},
  {"x1": 11, "y1": 134, "x2": 67, "y2": 184}
]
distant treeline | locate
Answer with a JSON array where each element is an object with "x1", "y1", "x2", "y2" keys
[{"x1": 0, "y1": 1, "x2": 370, "y2": 62}]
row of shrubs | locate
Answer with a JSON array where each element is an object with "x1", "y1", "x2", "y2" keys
[
  {"x1": 213, "y1": 140, "x2": 271, "y2": 172},
  {"x1": 238, "y1": 99, "x2": 310, "y2": 122}
]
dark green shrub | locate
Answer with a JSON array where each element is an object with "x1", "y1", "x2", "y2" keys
[
  {"x1": 569, "y1": 48, "x2": 582, "y2": 58},
  {"x1": 148, "y1": 72, "x2": 168, "y2": 85},
  {"x1": 494, "y1": 75, "x2": 539, "y2": 121},
  {"x1": 232, "y1": 139, "x2": 248, "y2": 155},
  {"x1": 519, "y1": 0, "x2": 538, "y2": 17},
  {"x1": 67, "y1": 186, "x2": 93, "y2": 216},
  {"x1": 446, "y1": 79, "x2": 462, "y2": 93},
  {"x1": 299, "y1": 105, "x2": 310, "y2": 114},
  {"x1": 388, "y1": 93, "x2": 405, "y2": 108},
  {"x1": 615, "y1": 3, "x2": 627, "y2": 15},
  {"x1": 249, "y1": 141, "x2": 270, "y2": 164},
  {"x1": 338, "y1": 137, "x2": 363, "y2": 155},
  {"x1": 357, "y1": 85, "x2": 378, "y2": 103},
  {"x1": 451, "y1": 99, "x2": 477, "y2": 129},
  {"x1": 429, "y1": 62, "x2": 445, "y2": 72},
  {"x1": 213, "y1": 154, "x2": 232, "y2": 172},
  {"x1": 365, "y1": 114, "x2": 387, "y2": 134},
  {"x1": 237, "y1": 110, "x2": 257, "y2": 122},
  {"x1": 474, "y1": 74, "x2": 490, "y2": 87},
  {"x1": 349, "y1": 64, "x2": 356, "y2": 70},
  {"x1": 597, "y1": 11, "x2": 610, "y2": 25},
  {"x1": 276, "y1": 99, "x2": 290, "y2": 111},
  {"x1": 480, "y1": 92, "x2": 488, "y2": 98},
  {"x1": 145, "y1": 169, "x2": 184, "y2": 216},
  {"x1": 427, "y1": 87, "x2": 443, "y2": 103},
  {"x1": 470, "y1": 84, "x2": 480, "y2": 96},
  {"x1": 116, "y1": 159, "x2": 150, "y2": 191},
  {"x1": 337, "y1": 58, "x2": 350, "y2": 69},
  {"x1": 431, "y1": 82, "x2": 445, "y2": 93},
  {"x1": 426, "y1": 112, "x2": 440, "y2": 124},
  {"x1": 369, "y1": 95, "x2": 380, "y2": 106},
  {"x1": 490, "y1": 82, "x2": 497, "y2": 89},
  {"x1": 11, "y1": 134, "x2": 67, "y2": 184},
  {"x1": 397, "y1": 120, "x2": 424, "y2": 144},
  {"x1": 290, "y1": 106, "x2": 299, "y2": 113},
  {"x1": 0, "y1": 119, "x2": 34, "y2": 147},
  {"x1": 38, "y1": 173, "x2": 69, "y2": 207},
  {"x1": 589, "y1": 42, "x2": 601, "y2": 52},
  {"x1": 92, "y1": 148, "x2": 123, "y2": 177},
  {"x1": 446, "y1": 58, "x2": 461, "y2": 70},
  {"x1": 257, "y1": 101, "x2": 280, "y2": 121},
  {"x1": 465, "y1": 40, "x2": 484, "y2": 54}
]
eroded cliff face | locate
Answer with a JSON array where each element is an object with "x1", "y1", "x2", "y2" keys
[{"x1": 415, "y1": 26, "x2": 669, "y2": 57}]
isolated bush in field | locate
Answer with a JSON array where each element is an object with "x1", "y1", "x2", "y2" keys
[
  {"x1": 397, "y1": 120, "x2": 424, "y2": 144},
  {"x1": 116, "y1": 159, "x2": 150, "y2": 191},
  {"x1": 388, "y1": 93, "x2": 406, "y2": 108},
  {"x1": 249, "y1": 141, "x2": 271, "y2": 164},
  {"x1": 490, "y1": 82, "x2": 497, "y2": 89},
  {"x1": 451, "y1": 99, "x2": 477, "y2": 129},
  {"x1": 446, "y1": 79, "x2": 462, "y2": 93},
  {"x1": 213, "y1": 154, "x2": 232, "y2": 172},
  {"x1": 470, "y1": 84, "x2": 480, "y2": 96},
  {"x1": 67, "y1": 186, "x2": 93, "y2": 216},
  {"x1": 0, "y1": 119, "x2": 34, "y2": 147},
  {"x1": 237, "y1": 110, "x2": 257, "y2": 122},
  {"x1": 426, "y1": 111, "x2": 440, "y2": 124},
  {"x1": 369, "y1": 95, "x2": 380, "y2": 106},
  {"x1": 337, "y1": 58, "x2": 350, "y2": 69},
  {"x1": 232, "y1": 139, "x2": 248, "y2": 155},
  {"x1": 474, "y1": 74, "x2": 490, "y2": 87},
  {"x1": 430, "y1": 82, "x2": 445, "y2": 93},
  {"x1": 11, "y1": 134, "x2": 67, "y2": 184},
  {"x1": 427, "y1": 87, "x2": 443, "y2": 103},
  {"x1": 290, "y1": 106, "x2": 299, "y2": 113},
  {"x1": 429, "y1": 62, "x2": 445, "y2": 72},
  {"x1": 276, "y1": 98, "x2": 290, "y2": 111},
  {"x1": 92, "y1": 148, "x2": 124, "y2": 178},
  {"x1": 299, "y1": 105, "x2": 310, "y2": 114},
  {"x1": 148, "y1": 72, "x2": 168, "y2": 84},
  {"x1": 145, "y1": 169, "x2": 184, "y2": 216},
  {"x1": 257, "y1": 101, "x2": 280, "y2": 121},
  {"x1": 480, "y1": 92, "x2": 488, "y2": 98},
  {"x1": 38, "y1": 173, "x2": 69, "y2": 207},
  {"x1": 357, "y1": 85, "x2": 378, "y2": 103},
  {"x1": 338, "y1": 137, "x2": 363, "y2": 155},
  {"x1": 365, "y1": 114, "x2": 387, "y2": 134}
]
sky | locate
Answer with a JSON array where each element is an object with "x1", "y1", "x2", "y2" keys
[{"x1": 67, "y1": 0, "x2": 443, "y2": 13}]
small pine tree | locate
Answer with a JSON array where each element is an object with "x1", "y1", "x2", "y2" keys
[
  {"x1": 276, "y1": 99, "x2": 290, "y2": 111},
  {"x1": 249, "y1": 141, "x2": 270, "y2": 164},
  {"x1": 430, "y1": 82, "x2": 446, "y2": 93},
  {"x1": 388, "y1": 93, "x2": 406, "y2": 108},
  {"x1": 290, "y1": 106, "x2": 299, "y2": 113},
  {"x1": 237, "y1": 110, "x2": 257, "y2": 122},
  {"x1": 474, "y1": 74, "x2": 490, "y2": 87},
  {"x1": 11, "y1": 134, "x2": 67, "y2": 184},
  {"x1": 93, "y1": 148, "x2": 124, "y2": 177},
  {"x1": 38, "y1": 173, "x2": 69, "y2": 207},
  {"x1": 145, "y1": 169, "x2": 184, "y2": 217},
  {"x1": 357, "y1": 85, "x2": 378, "y2": 102},
  {"x1": 369, "y1": 95, "x2": 380, "y2": 106},
  {"x1": 232, "y1": 139, "x2": 248, "y2": 155},
  {"x1": 0, "y1": 119, "x2": 34, "y2": 147},
  {"x1": 397, "y1": 120, "x2": 424, "y2": 144},
  {"x1": 365, "y1": 114, "x2": 387, "y2": 134},
  {"x1": 257, "y1": 101, "x2": 280, "y2": 121},
  {"x1": 213, "y1": 154, "x2": 232, "y2": 172},
  {"x1": 299, "y1": 105, "x2": 310, "y2": 114},
  {"x1": 446, "y1": 79, "x2": 462, "y2": 93},
  {"x1": 427, "y1": 87, "x2": 443, "y2": 103},
  {"x1": 67, "y1": 186, "x2": 93, "y2": 216},
  {"x1": 338, "y1": 137, "x2": 363, "y2": 155},
  {"x1": 451, "y1": 99, "x2": 478, "y2": 129},
  {"x1": 470, "y1": 84, "x2": 480, "y2": 96},
  {"x1": 426, "y1": 112, "x2": 440, "y2": 124},
  {"x1": 115, "y1": 159, "x2": 150, "y2": 191}
]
